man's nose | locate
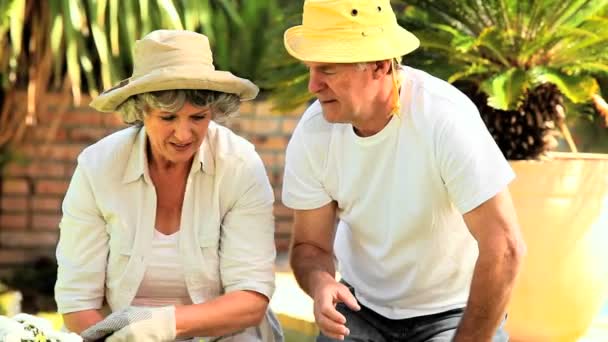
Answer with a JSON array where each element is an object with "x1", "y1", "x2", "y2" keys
[{"x1": 308, "y1": 71, "x2": 325, "y2": 94}]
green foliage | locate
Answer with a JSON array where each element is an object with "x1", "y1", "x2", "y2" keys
[
  {"x1": 257, "y1": 0, "x2": 314, "y2": 111},
  {"x1": 0, "y1": 0, "x2": 283, "y2": 170},
  {"x1": 396, "y1": 0, "x2": 608, "y2": 111},
  {"x1": 0, "y1": 0, "x2": 281, "y2": 99}
]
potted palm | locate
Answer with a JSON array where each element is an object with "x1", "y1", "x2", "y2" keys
[{"x1": 394, "y1": 1, "x2": 608, "y2": 341}]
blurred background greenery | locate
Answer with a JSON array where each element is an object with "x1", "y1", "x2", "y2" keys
[{"x1": 1, "y1": 0, "x2": 607, "y2": 162}]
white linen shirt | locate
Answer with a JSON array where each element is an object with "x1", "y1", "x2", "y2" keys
[{"x1": 55, "y1": 122, "x2": 276, "y2": 314}]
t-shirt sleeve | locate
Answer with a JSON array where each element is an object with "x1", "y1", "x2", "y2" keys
[
  {"x1": 435, "y1": 97, "x2": 515, "y2": 214},
  {"x1": 281, "y1": 122, "x2": 333, "y2": 210}
]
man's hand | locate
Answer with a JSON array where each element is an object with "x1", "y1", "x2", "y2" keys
[{"x1": 313, "y1": 279, "x2": 361, "y2": 340}]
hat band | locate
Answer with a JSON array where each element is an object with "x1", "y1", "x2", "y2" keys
[
  {"x1": 298, "y1": 24, "x2": 393, "y2": 39},
  {"x1": 132, "y1": 50, "x2": 215, "y2": 78}
]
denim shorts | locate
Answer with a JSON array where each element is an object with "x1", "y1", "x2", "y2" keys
[{"x1": 317, "y1": 281, "x2": 509, "y2": 342}]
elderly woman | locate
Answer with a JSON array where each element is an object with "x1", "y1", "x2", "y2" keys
[{"x1": 54, "y1": 30, "x2": 281, "y2": 341}]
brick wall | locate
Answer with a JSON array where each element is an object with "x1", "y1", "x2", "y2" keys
[{"x1": 0, "y1": 92, "x2": 304, "y2": 271}]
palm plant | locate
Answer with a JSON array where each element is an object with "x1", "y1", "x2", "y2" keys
[
  {"x1": 0, "y1": 0, "x2": 279, "y2": 167},
  {"x1": 395, "y1": 0, "x2": 608, "y2": 160},
  {"x1": 257, "y1": 0, "x2": 313, "y2": 111}
]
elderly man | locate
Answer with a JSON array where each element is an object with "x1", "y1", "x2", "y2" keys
[{"x1": 281, "y1": 1, "x2": 526, "y2": 341}]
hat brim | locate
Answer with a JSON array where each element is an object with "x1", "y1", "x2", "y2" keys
[
  {"x1": 284, "y1": 25, "x2": 420, "y2": 63},
  {"x1": 89, "y1": 66, "x2": 259, "y2": 112}
]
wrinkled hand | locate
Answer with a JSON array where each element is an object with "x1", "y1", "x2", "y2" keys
[
  {"x1": 105, "y1": 306, "x2": 176, "y2": 342},
  {"x1": 313, "y1": 280, "x2": 360, "y2": 340},
  {"x1": 80, "y1": 306, "x2": 175, "y2": 342}
]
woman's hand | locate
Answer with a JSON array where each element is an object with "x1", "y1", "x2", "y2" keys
[{"x1": 80, "y1": 306, "x2": 176, "y2": 342}]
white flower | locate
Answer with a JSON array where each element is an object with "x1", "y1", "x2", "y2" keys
[{"x1": 0, "y1": 314, "x2": 83, "y2": 342}]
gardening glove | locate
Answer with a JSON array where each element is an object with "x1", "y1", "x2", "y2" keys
[
  {"x1": 105, "y1": 305, "x2": 176, "y2": 342},
  {"x1": 79, "y1": 308, "x2": 135, "y2": 341}
]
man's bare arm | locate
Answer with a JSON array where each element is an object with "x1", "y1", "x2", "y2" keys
[
  {"x1": 290, "y1": 201, "x2": 338, "y2": 296},
  {"x1": 454, "y1": 189, "x2": 526, "y2": 342},
  {"x1": 289, "y1": 201, "x2": 360, "y2": 340}
]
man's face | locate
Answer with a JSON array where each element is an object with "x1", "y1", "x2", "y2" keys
[{"x1": 306, "y1": 62, "x2": 379, "y2": 124}]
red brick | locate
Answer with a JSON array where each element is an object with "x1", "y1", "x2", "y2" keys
[
  {"x1": 251, "y1": 136, "x2": 288, "y2": 150},
  {"x1": 3, "y1": 163, "x2": 29, "y2": 177},
  {"x1": 64, "y1": 162, "x2": 78, "y2": 177},
  {"x1": 275, "y1": 220, "x2": 293, "y2": 234},
  {"x1": 0, "y1": 250, "x2": 29, "y2": 264},
  {"x1": 244, "y1": 119, "x2": 280, "y2": 136},
  {"x1": 35, "y1": 180, "x2": 69, "y2": 195},
  {"x1": 27, "y1": 162, "x2": 65, "y2": 178},
  {"x1": 259, "y1": 151, "x2": 276, "y2": 169},
  {"x1": 1, "y1": 179, "x2": 29, "y2": 195},
  {"x1": 285, "y1": 103, "x2": 309, "y2": 116},
  {"x1": 274, "y1": 235, "x2": 291, "y2": 252},
  {"x1": 281, "y1": 118, "x2": 299, "y2": 134},
  {"x1": 45, "y1": 145, "x2": 85, "y2": 161},
  {"x1": 276, "y1": 154, "x2": 285, "y2": 168},
  {"x1": 0, "y1": 213, "x2": 28, "y2": 229},
  {"x1": 239, "y1": 101, "x2": 257, "y2": 115},
  {"x1": 0, "y1": 198, "x2": 28, "y2": 211},
  {"x1": 33, "y1": 127, "x2": 68, "y2": 142},
  {"x1": 273, "y1": 187, "x2": 283, "y2": 201},
  {"x1": 230, "y1": 117, "x2": 256, "y2": 135},
  {"x1": 251, "y1": 100, "x2": 282, "y2": 116},
  {"x1": 0, "y1": 231, "x2": 58, "y2": 247},
  {"x1": 273, "y1": 204, "x2": 293, "y2": 220},
  {"x1": 32, "y1": 214, "x2": 61, "y2": 230},
  {"x1": 103, "y1": 112, "x2": 127, "y2": 128},
  {"x1": 32, "y1": 197, "x2": 63, "y2": 211},
  {"x1": 69, "y1": 127, "x2": 111, "y2": 142},
  {"x1": 63, "y1": 110, "x2": 103, "y2": 126},
  {"x1": 266, "y1": 171, "x2": 282, "y2": 188}
]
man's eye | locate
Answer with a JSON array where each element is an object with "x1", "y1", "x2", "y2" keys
[
  {"x1": 160, "y1": 116, "x2": 175, "y2": 121},
  {"x1": 192, "y1": 115, "x2": 207, "y2": 121}
]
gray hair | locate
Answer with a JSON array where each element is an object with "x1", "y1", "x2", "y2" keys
[
  {"x1": 356, "y1": 57, "x2": 402, "y2": 72},
  {"x1": 117, "y1": 89, "x2": 240, "y2": 126}
]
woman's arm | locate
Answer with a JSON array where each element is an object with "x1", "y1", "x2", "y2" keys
[
  {"x1": 55, "y1": 162, "x2": 109, "y2": 332},
  {"x1": 177, "y1": 150, "x2": 276, "y2": 338},
  {"x1": 62, "y1": 310, "x2": 105, "y2": 334},
  {"x1": 175, "y1": 290, "x2": 268, "y2": 337}
]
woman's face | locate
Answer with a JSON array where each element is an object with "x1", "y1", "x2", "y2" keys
[{"x1": 144, "y1": 101, "x2": 212, "y2": 166}]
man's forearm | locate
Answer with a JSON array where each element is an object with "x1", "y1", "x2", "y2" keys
[
  {"x1": 454, "y1": 246, "x2": 524, "y2": 341},
  {"x1": 290, "y1": 243, "x2": 337, "y2": 297}
]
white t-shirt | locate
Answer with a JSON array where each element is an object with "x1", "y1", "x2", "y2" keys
[{"x1": 282, "y1": 66, "x2": 515, "y2": 319}]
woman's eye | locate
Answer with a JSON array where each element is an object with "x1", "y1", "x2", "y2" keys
[
  {"x1": 160, "y1": 116, "x2": 175, "y2": 121},
  {"x1": 192, "y1": 115, "x2": 207, "y2": 121}
]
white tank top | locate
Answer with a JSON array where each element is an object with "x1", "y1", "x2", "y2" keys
[
  {"x1": 132, "y1": 229, "x2": 192, "y2": 307},
  {"x1": 132, "y1": 229, "x2": 260, "y2": 341}
]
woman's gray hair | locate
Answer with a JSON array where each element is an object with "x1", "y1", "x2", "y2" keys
[{"x1": 117, "y1": 89, "x2": 240, "y2": 126}]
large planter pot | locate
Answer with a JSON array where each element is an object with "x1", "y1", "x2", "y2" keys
[{"x1": 506, "y1": 152, "x2": 608, "y2": 342}]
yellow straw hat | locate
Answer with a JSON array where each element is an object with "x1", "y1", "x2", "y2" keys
[
  {"x1": 284, "y1": 0, "x2": 420, "y2": 63},
  {"x1": 90, "y1": 30, "x2": 259, "y2": 112}
]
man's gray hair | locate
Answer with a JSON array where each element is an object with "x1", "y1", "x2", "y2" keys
[
  {"x1": 356, "y1": 57, "x2": 402, "y2": 72},
  {"x1": 117, "y1": 89, "x2": 240, "y2": 126}
]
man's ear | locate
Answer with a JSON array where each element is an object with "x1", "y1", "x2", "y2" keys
[{"x1": 371, "y1": 60, "x2": 392, "y2": 79}]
